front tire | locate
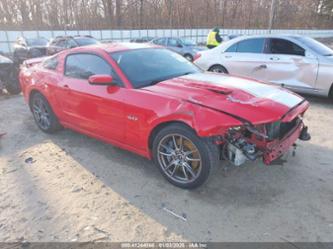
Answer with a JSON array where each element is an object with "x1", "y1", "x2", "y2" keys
[
  {"x1": 152, "y1": 124, "x2": 218, "y2": 189},
  {"x1": 30, "y1": 92, "x2": 62, "y2": 133},
  {"x1": 209, "y1": 65, "x2": 228, "y2": 74},
  {"x1": 329, "y1": 83, "x2": 333, "y2": 102}
]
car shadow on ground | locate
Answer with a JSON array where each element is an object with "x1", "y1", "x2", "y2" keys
[{"x1": 45, "y1": 126, "x2": 333, "y2": 241}]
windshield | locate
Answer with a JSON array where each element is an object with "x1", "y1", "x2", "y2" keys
[
  {"x1": 110, "y1": 48, "x2": 201, "y2": 88},
  {"x1": 180, "y1": 38, "x2": 196, "y2": 46},
  {"x1": 294, "y1": 36, "x2": 333, "y2": 56},
  {"x1": 74, "y1": 37, "x2": 100, "y2": 46},
  {"x1": 26, "y1": 38, "x2": 48, "y2": 46}
]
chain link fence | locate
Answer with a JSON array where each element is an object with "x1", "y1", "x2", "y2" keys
[{"x1": 1, "y1": 28, "x2": 333, "y2": 54}]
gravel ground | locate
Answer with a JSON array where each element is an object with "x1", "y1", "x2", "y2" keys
[{"x1": 0, "y1": 93, "x2": 332, "y2": 242}]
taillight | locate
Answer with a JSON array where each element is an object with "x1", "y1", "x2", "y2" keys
[{"x1": 193, "y1": 53, "x2": 201, "y2": 61}]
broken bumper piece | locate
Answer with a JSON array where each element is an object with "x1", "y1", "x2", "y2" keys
[{"x1": 263, "y1": 122, "x2": 310, "y2": 164}]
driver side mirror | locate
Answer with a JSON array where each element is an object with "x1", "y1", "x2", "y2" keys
[
  {"x1": 177, "y1": 43, "x2": 183, "y2": 48},
  {"x1": 88, "y1": 74, "x2": 114, "y2": 85}
]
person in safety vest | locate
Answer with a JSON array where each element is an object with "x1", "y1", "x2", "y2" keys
[{"x1": 206, "y1": 27, "x2": 222, "y2": 49}]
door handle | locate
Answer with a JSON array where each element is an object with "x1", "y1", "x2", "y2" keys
[
  {"x1": 258, "y1": 64, "x2": 267, "y2": 69},
  {"x1": 270, "y1": 57, "x2": 280, "y2": 61},
  {"x1": 63, "y1": 84, "x2": 69, "y2": 88}
]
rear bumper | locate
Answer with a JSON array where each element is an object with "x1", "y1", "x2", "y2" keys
[{"x1": 263, "y1": 120, "x2": 306, "y2": 164}]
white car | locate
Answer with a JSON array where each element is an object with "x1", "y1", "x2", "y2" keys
[{"x1": 194, "y1": 35, "x2": 333, "y2": 98}]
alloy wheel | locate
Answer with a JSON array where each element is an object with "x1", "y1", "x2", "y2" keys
[
  {"x1": 157, "y1": 134, "x2": 202, "y2": 184},
  {"x1": 32, "y1": 97, "x2": 51, "y2": 130}
]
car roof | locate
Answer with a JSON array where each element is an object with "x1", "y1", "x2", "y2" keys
[
  {"x1": 53, "y1": 35, "x2": 95, "y2": 40},
  {"x1": 67, "y1": 42, "x2": 158, "y2": 54},
  {"x1": 216, "y1": 34, "x2": 307, "y2": 51},
  {"x1": 152, "y1": 37, "x2": 179, "y2": 39},
  {"x1": 73, "y1": 36, "x2": 95, "y2": 40},
  {"x1": 230, "y1": 34, "x2": 305, "y2": 41}
]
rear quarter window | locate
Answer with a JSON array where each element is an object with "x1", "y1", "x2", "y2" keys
[
  {"x1": 226, "y1": 43, "x2": 237, "y2": 52},
  {"x1": 269, "y1": 38, "x2": 305, "y2": 56},
  {"x1": 42, "y1": 56, "x2": 58, "y2": 70},
  {"x1": 236, "y1": 38, "x2": 265, "y2": 53}
]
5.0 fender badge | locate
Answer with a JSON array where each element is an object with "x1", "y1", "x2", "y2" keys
[{"x1": 127, "y1": 115, "x2": 138, "y2": 121}]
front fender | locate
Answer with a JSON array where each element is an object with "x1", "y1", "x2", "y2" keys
[{"x1": 146, "y1": 100, "x2": 243, "y2": 150}]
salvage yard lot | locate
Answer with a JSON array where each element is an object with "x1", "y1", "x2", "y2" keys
[{"x1": 0, "y1": 94, "x2": 332, "y2": 242}]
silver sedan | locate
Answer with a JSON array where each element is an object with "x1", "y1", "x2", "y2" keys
[{"x1": 194, "y1": 35, "x2": 333, "y2": 98}]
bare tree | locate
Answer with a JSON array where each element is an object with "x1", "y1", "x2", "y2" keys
[{"x1": 0, "y1": 0, "x2": 333, "y2": 30}]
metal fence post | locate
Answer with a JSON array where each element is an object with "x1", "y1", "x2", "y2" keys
[{"x1": 5, "y1": 31, "x2": 11, "y2": 53}]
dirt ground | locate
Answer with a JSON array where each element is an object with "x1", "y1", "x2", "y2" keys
[{"x1": 0, "y1": 93, "x2": 332, "y2": 243}]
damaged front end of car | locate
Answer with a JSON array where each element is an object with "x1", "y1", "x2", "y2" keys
[{"x1": 217, "y1": 103, "x2": 311, "y2": 166}]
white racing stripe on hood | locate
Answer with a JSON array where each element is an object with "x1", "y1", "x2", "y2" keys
[{"x1": 182, "y1": 73, "x2": 303, "y2": 108}]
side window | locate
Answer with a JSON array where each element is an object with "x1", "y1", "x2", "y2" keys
[
  {"x1": 168, "y1": 38, "x2": 180, "y2": 47},
  {"x1": 236, "y1": 38, "x2": 265, "y2": 53},
  {"x1": 64, "y1": 54, "x2": 122, "y2": 84},
  {"x1": 269, "y1": 38, "x2": 305, "y2": 56},
  {"x1": 43, "y1": 56, "x2": 58, "y2": 70},
  {"x1": 66, "y1": 39, "x2": 77, "y2": 48},
  {"x1": 56, "y1": 40, "x2": 66, "y2": 48},
  {"x1": 226, "y1": 43, "x2": 237, "y2": 52},
  {"x1": 153, "y1": 38, "x2": 166, "y2": 45}
]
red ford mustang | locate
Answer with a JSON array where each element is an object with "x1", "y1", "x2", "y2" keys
[{"x1": 20, "y1": 43, "x2": 311, "y2": 189}]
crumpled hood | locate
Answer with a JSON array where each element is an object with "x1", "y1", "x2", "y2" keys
[{"x1": 144, "y1": 73, "x2": 305, "y2": 124}]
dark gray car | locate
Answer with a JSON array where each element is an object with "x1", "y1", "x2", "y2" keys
[
  {"x1": 151, "y1": 37, "x2": 205, "y2": 61},
  {"x1": 0, "y1": 54, "x2": 20, "y2": 94},
  {"x1": 13, "y1": 37, "x2": 48, "y2": 64}
]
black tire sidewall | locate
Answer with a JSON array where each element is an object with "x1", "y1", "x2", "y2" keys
[
  {"x1": 209, "y1": 65, "x2": 228, "y2": 74},
  {"x1": 152, "y1": 124, "x2": 212, "y2": 189},
  {"x1": 30, "y1": 92, "x2": 61, "y2": 133}
]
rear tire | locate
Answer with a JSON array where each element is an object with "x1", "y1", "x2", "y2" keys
[
  {"x1": 329, "y1": 83, "x2": 333, "y2": 101},
  {"x1": 209, "y1": 65, "x2": 228, "y2": 74},
  {"x1": 30, "y1": 92, "x2": 62, "y2": 133},
  {"x1": 152, "y1": 123, "x2": 218, "y2": 189}
]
